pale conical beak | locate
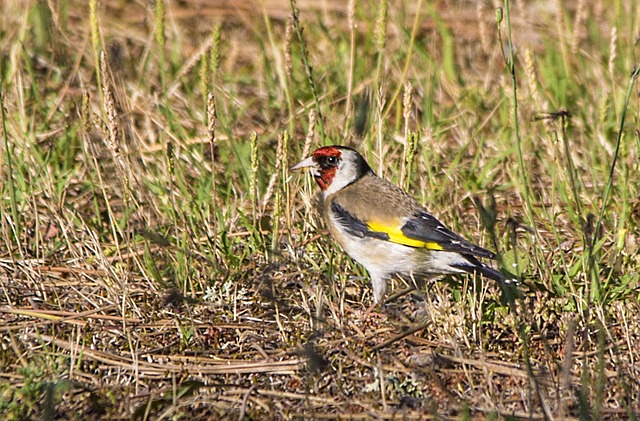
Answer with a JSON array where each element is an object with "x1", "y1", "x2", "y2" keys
[
  {"x1": 291, "y1": 156, "x2": 320, "y2": 177},
  {"x1": 290, "y1": 156, "x2": 315, "y2": 171}
]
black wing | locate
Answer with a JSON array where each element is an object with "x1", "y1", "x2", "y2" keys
[
  {"x1": 330, "y1": 202, "x2": 390, "y2": 241},
  {"x1": 401, "y1": 211, "x2": 496, "y2": 259}
]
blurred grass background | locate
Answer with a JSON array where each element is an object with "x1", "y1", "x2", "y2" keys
[{"x1": 0, "y1": 0, "x2": 639, "y2": 419}]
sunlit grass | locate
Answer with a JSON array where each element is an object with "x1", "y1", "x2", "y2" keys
[{"x1": 0, "y1": 0, "x2": 639, "y2": 419}]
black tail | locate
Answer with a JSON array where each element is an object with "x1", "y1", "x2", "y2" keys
[
  {"x1": 454, "y1": 254, "x2": 522, "y2": 305},
  {"x1": 456, "y1": 254, "x2": 519, "y2": 285}
]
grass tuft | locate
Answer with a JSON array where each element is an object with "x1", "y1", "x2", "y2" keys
[{"x1": 1, "y1": 1, "x2": 639, "y2": 419}]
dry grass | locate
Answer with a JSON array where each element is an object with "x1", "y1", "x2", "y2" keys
[{"x1": 1, "y1": 0, "x2": 639, "y2": 419}]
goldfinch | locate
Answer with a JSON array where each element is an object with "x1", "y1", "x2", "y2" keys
[{"x1": 292, "y1": 145, "x2": 507, "y2": 303}]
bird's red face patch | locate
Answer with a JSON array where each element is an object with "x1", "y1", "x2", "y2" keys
[{"x1": 311, "y1": 147, "x2": 341, "y2": 191}]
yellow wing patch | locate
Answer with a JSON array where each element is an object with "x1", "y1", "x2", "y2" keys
[{"x1": 366, "y1": 220, "x2": 444, "y2": 250}]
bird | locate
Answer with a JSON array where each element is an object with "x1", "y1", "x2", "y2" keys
[{"x1": 291, "y1": 145, "x2": 509, "y2": 304}]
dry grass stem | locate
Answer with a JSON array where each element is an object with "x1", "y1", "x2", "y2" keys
[{"x1": 1, "y1": 1, "x2": 638, "y2": 419}]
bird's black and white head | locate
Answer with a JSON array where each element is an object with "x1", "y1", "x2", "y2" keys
[{"x1": 292, "y1": 146, "x2": 373, "y2": 196}]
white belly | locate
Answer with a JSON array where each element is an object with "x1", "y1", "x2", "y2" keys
[{"x1": 328, "y1": 212, "x2": 415, "y2": 280}]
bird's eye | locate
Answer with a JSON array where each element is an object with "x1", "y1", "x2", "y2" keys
[{"x1": 326, "y1": 156, "x2": 338, "y2": 166}]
